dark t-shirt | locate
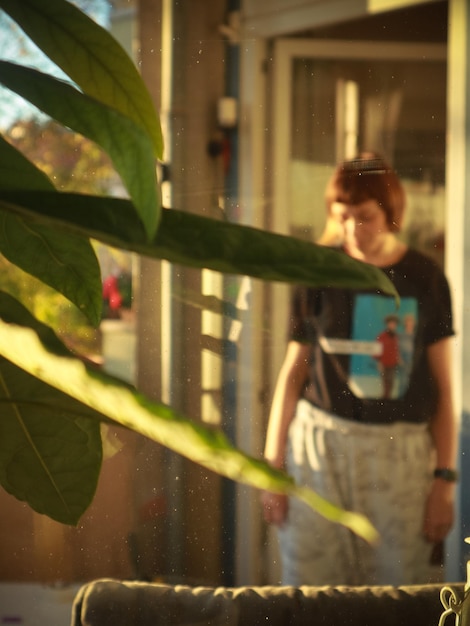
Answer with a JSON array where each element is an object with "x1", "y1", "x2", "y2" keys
[{"x1": 289, "y1": 248, "x2": 454, "y2": 424}]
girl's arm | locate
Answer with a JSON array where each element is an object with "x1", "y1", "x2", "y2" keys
[
  {"x1": 423, "y1": 336, "x2": 457, "y2": 543},
  {"x1": 261, "y1": 341, "x2": 310, "y2": 525}
]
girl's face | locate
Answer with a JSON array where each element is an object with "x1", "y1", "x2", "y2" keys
[{"x1": 330, "y1": 199, "x2": 391, "y2": 257}]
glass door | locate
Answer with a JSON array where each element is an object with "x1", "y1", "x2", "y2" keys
[{"x1": 262, "y1": 39, "x2": 447, "y2": 583}]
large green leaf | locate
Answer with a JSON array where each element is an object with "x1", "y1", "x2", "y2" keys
[
  {"x1": 0, "y1": 0, "x2": 163, "y2": 160},
  {"x1": 0, "y1": 293, "x2": 103, "y2": 525},
  {"x1": 0, "y1": 360, "x2": 103, "y2": 525},
  {"x1": 0, "y1": 293, "x2": 378, "y2": 542},
  {"x1": 0, "y1": 190, "x2": 398, "y2": 299},
  {"x1": 0, "y1": 63, "x2": 160, "y2": 237}
]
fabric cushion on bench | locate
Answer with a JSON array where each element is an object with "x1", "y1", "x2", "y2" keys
[{"x1": 71, "y1": 578, "x2": 464, "y2": 626}]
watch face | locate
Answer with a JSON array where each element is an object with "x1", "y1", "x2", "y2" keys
[{"x1": 434, "y1": 468, "x2": 458, "y2": 482}]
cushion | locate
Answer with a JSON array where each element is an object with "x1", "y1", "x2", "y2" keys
[{"x1": 71, "y1": 578, "x2": 464, "y2": 626}]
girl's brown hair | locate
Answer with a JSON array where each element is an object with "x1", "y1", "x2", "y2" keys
[{"x1": 325, "y1": 152, "x2": 405, "y2": 232}]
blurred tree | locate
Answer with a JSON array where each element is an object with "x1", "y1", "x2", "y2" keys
[{"x1": 7, "y1": 119, "x2": 122, "y2": 194}]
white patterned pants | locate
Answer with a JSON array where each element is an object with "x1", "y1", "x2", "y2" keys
[{"x1": 278, "y1": 399, "x2": 435, "y2": 586}]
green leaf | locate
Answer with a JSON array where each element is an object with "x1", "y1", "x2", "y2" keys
[
  {"x1": 154, "y1": 211, "x2": 397, "y2": 298},
  {"x1": 0, "y1": 0, "x2": 163, "y2": 160},
  {"x1": 0, "y1": 212, "x2": 102, "y2": 326},
  {"x1": 0, "y1": 290, "x2": 73, "y2": 354},
  {"x1": 0, "y1": 190, "x2": 398, "y2": 300},
  {"x1": 0, "y1": 360, "x2": 103, "y2": 525},
  {"x1": 0, "y1": 135, "x2": 55, "y2": 191},
  {"x1": 0, "y1": 63, "x2": 160, "y2": 238},
  {"x1": 0, "y1": 294, "x2": 378, "y2": 542},
  {"x1": 0, "y1": 143, "x2": 103, "y2": 326},
  {"x1": 293, "y1": 485, "x2": 378, "y2": 541},
  {"x1": 0, "y1": 142, "x2": 102, "y2": 324}
]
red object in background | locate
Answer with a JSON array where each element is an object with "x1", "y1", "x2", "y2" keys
[{"x1": 103, "y1": 275, "x2": 122, "y2": 310}]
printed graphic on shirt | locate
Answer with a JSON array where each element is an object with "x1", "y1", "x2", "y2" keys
[{"x1": 321, "y1": 295, "x2": 417, "y2": 399}]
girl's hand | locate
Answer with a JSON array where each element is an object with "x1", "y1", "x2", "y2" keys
[
  {"x1": 317, "y1": 202, "x2": 348, "y2": 247},
  {"x1": 423, "y1": 479, "x2": 455, "y2": 543}
]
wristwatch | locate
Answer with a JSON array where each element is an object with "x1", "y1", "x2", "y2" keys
[{"x1": 434, "y1": 468, "x2": 459, "y2": 482}]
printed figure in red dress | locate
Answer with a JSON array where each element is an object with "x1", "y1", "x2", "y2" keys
[{"x1": 375, "y1": 313, "x2": 401, "y2": 399}]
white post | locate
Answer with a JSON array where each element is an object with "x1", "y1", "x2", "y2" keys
[{"x1": 445, "y1": 0, "x2": 470, "y2": 582}]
